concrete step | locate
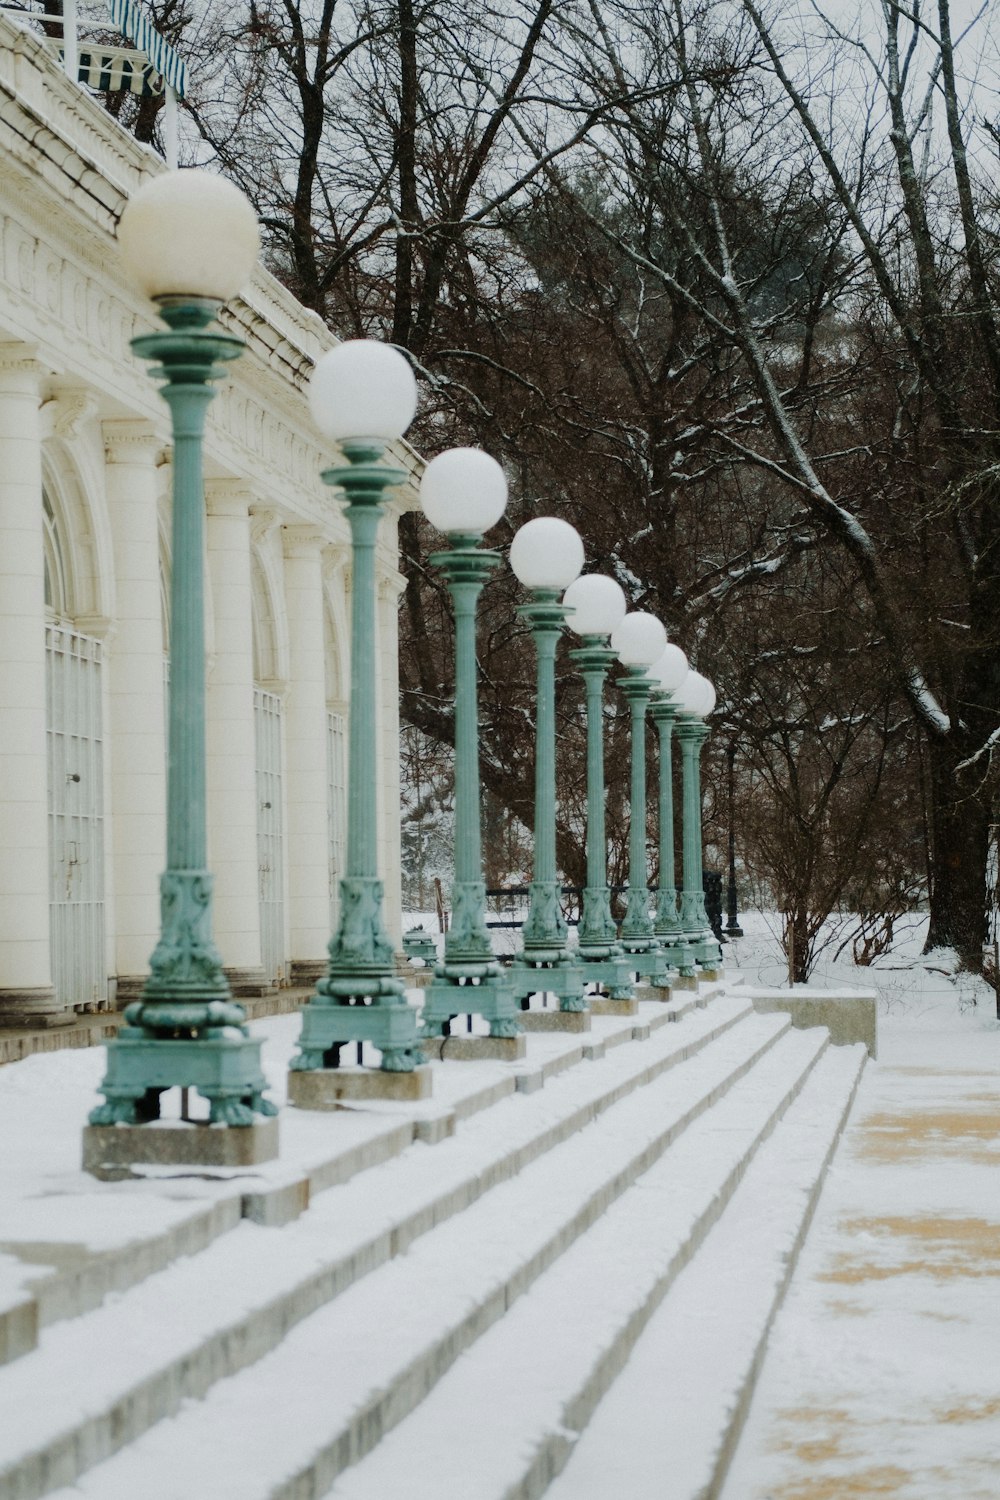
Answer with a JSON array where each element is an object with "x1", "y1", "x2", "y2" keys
[
  {"x1": 34, "y1": 1013, "x2": 802, "y2": 1500},
  {"x1": 543, "y1": 1042, "x2": 867, "y2": 1500},
  {"x1": 320, "y1": 1029, "x2": 847, "y2": 1500},
  {"x1": 0, "y1": 992, "x2": 753, "y2": 1500},
  {"x1": 0, "y1": 980, "x2": 724, "y2": 1363}
]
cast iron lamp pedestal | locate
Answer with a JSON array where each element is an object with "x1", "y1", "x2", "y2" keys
[
  {"x1": 650, "y1": 693, "x2": 699, "y2": 983},
  {"x1": 508, "y1": 518, "x2": 586, "y2": 1019},
  {"x1": 675, "y1": 671, "x2": 723, "y2": 973},
  {"x1": 618, "y1": 668, "x2": 673, "y2": 989},
  {"x1": 417, "y1": 474, "x2": 521, "y2": 1050},
  {"x1": 87, "y1": 174, "x2": 276, "y2": 1158},
  {"x1": 288, "y1": 341, "x2": 428, "y2": 1096}
]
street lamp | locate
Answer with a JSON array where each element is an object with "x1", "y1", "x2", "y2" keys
[
  {"x1": 674, "y1": 669, "x2": 724, "y2": 973},
  {"x1": 725, "y1": 737, "x2": 744, "y2": 938},
  {"x1": 417, "y1": 448, "x2": 523, "y2": 1058},
  {"x1": 563, "y1": 573, "x2": 635, "y2": 1006},
  {"x1": 288, "y1": 339, "x2": 431, "y2": 1102},
  {"x1": 612, "y1": 611, "x2": 673, "y2": 989},
  {"x1": 86, "y1": 171, "x2": 277, "y2": 1171},
  {"x1": 648, "y1": 642, "x2": 699, "y2": 984},
  {"x1": 508, "y1": 517, "x2": 588, "y2": 1022}
]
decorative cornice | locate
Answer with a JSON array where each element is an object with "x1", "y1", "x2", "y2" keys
[{"x1": 102, "y1": 418, "x2": 164, "y2": 464}]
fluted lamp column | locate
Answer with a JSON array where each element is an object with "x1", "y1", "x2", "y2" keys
[
  {"x1": 86, "y1": 170, "x2": 278, "y2": 1174},
  {"x1": 614, "y1": 611, "x2": 673, "y2": 990},
  {"x1": 417, "y1": 449, "x2": 523, "y2": 1059},
  {"x1": 508, "y1": 517, "x2": 588, "y2": 1021},
  {"x1": 563, "y1": 574, "x2": 636, "y2": 1007},
  {"x1": 289, "y1": 341, "x2": 431, "y2": 1104},
  {"x1": 649, "y1": 643, "x2": 699, "y2": 984},
  {"x1": 674, "y1": 670, "x2": 724, "y2": 973}
]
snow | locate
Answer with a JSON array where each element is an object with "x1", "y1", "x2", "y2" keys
[{"x1": 0, "y1": 909, "x2": 997, "y2": 1498}]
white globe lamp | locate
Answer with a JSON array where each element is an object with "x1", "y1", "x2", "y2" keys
[
  {"x1": 421, "y1": 448, "x2": 508, "y2": 536},
  {"x1": 562, "y1": 574, "x2": 627, "y2": 637},
  {"x1": 649, "y1": 642, "x2": 689, "y2": 694},
  {"x1": 309, "y1": 340, "x2": 417, "y2": 444},
  {"x1": 118, "y1": 170, "x2": 260, "y2": 304},
  {"x1": 509, "y1": 517, "x2": 584, "y2": 590},
  {"x1": 611, "y1": 611, "x2": 667, "y2": 667}
]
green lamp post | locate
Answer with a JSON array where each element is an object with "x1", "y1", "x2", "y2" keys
[
  {"x1": 417, "y1": 448, "x2": 522, "y2": 1056},
  {"x1": 288, "y1": 341, "x2": 429, "y2": 1099},
  {"x1": 562, "y1": 573, "x2": 635, "y2": 1004},
  {"x1": 613, "y1": 610, "x2": 674, "y2": 990},
  {"x1": 86, "y1": 170, "x2": 277, "y2": 1162},
  {"x1": 508, "y1": 517, "x2": 587, "y2": 1017},
  {"x1": 649, "y1": 643, "x2": 699, "y2": 984},
  {"x1": 674, "y1": 670, "x2": 724, "y2": 972}
]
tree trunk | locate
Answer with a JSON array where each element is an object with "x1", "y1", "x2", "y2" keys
[{"x1": 924, "y1": 739, "x2": 990, "y2": 966}]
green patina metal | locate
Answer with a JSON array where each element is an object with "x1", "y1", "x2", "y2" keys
[
  {"x1": 569, "y1": 638, "x2": 634, "y2": 1000},
  {"x1": 618, "y1": 669, "x2": 672, "y2": 988},
  {"x1": 650, "y1": 695, "x2": 698, "y2": 978},
  {"x1": 90, "y1": 301, "x2": 275, "y2": 1127},
  {"x1": 509, "y1": 591, "x2": 585, "y2": 1012},
  {"x1": 676, "y1": 715, "x2": 724, "y2": 969},
  {"x1": 419, "y1": 536, "x2": 520, "y2": 1040},
  {"x1": 290, "y1": 443, "x2": 425, "y2": 1074}
]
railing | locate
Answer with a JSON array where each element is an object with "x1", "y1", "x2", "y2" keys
[{"x1": 0, "y1": 0, "x2": 183, "y2": 165}]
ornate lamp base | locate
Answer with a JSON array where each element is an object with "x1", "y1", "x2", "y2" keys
[
  {"x1": 620, "y1": 939, "x2": 674, "y2": 990},
  {"x1": 576, "y1": 950, "x2": 636, "y2": 1003},
  {"x1": 508, "y1": 952, "x2": 587, "y2": 1013},
  {"x1": 420, "y1": 960, "x2": 521, "y2": 1041},
  {"x1": 290, "y1": 983, "x2": 425, "y2": 1074},
  {"x1": 88, "y1": 1004, "x2": 277, "y2": 1130}
]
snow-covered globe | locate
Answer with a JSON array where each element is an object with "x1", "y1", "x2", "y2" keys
[
  {"x1": 562, "y1": 574, "x2": 627, "y2": 637},
  {"x1": 509, "y1": 517, "x2": 584, "y2": 590},
  {"x1": 611, "y1": 611, "x2": 667, "y2": 667}
]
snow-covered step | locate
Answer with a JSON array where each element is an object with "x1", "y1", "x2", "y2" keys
[
  {"x1": 318, "y1": 1028, "x2": 837, "y2": 1500},
  {"x1": 544, "y1": 1042, "x2": 867, "y2": 1500},
  {"x1": 37, "y1": 1015, "x2": 807, "y2": 1500},
  {"x1": 0, "y1": 993, "x2": 753, "y2": 1500},
  {"x1": 0, "y1": 983, "x2": 722, "y2": 1355},
  {"x1": 27, "y1": 1008, "x2": 791, "y2": 1500}
]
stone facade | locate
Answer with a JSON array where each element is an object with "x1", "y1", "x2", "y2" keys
[{"x1": 0, "y1": 15, "x2": 416, "y2": 1025}]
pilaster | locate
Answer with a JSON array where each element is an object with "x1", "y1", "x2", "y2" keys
[
  {"x1": 204, "y1": 481, "x2": 267, "y2": 991},
  {"x1": 0, "y1": 346, "x2": 62, "y2": 1023},
  {"x1": 283, "y1": 524, "x2": 333, "y2": 982},
  {"x1": 103, "y1": 419, "x2": 168, "y2": 997}
]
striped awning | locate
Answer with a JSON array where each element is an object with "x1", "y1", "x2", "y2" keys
[
  {"x1": 107, "y1": 0, "x2": 187, "y2": 96},
  {"x1": 74, "y1": 47, "x2": 163, "y2": 96}
]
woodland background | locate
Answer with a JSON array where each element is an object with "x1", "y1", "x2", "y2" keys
[{"x1": 79, "y1": 0, "x2": 1000, "y2": 979}]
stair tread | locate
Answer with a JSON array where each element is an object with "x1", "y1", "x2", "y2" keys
[
  {"x1": 544, "y1": 1042, "x2": 867, "y2": 1500},
  {"x1": 0, "y1": 994, "x2": 752, "y2": 1492},
  {"x1": 324, "y1": 1029, "x2": 842, "y2": 1500},
  {"x1": 42, "y1": 1016, "x2": 813, "y2": 1500}
]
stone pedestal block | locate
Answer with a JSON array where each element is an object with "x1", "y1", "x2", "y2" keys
[
  {"x1": 421, "y1": 1034, "x2": 526, "y2": 1062},
  {"x1": 588, "y1": 996, "x2": 639, "y2": 1017},
  {"x1": 82, "y1": 1117, "x2": 279, "y2": 1178},
  {"x1": 517, "y1": 1009, "x2": 591, "y2": 1033},
  {"x1": 287, "y1": 1065, "x2": 433, "y2": 1107}
]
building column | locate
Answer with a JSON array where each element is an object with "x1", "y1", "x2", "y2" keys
[
  {"x1": 204, "y1": 481, "x2": 266, "y2": 993},
  {"x1": 103, "y1": 421, "x2": 168, "y2": 1001},
  {"x1": 0, "y1": 347, "x2": 63, "y2": 1023},
  {"x1": 283, "y1": 526, "x2": 332, "y2": 984},
  {"x1": 377, "y1": 560, "x2": 407, "y2": 949}
]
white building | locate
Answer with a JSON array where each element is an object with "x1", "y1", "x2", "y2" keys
[{"x1": 0, "y1": 13, "x2": 416, "y2": 1026}]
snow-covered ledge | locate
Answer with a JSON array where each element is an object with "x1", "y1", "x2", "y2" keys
[{"x1": 745, "y1": 986, "x2": 878, "y2": 1059}]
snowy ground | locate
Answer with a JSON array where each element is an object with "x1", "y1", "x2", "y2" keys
[
  {"x1": 1, "y1": 909, "x2": 997, "y2": 1497},
  {"x1": 718, "y1": 911, "x2": 1000, "y2": 1499}
]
